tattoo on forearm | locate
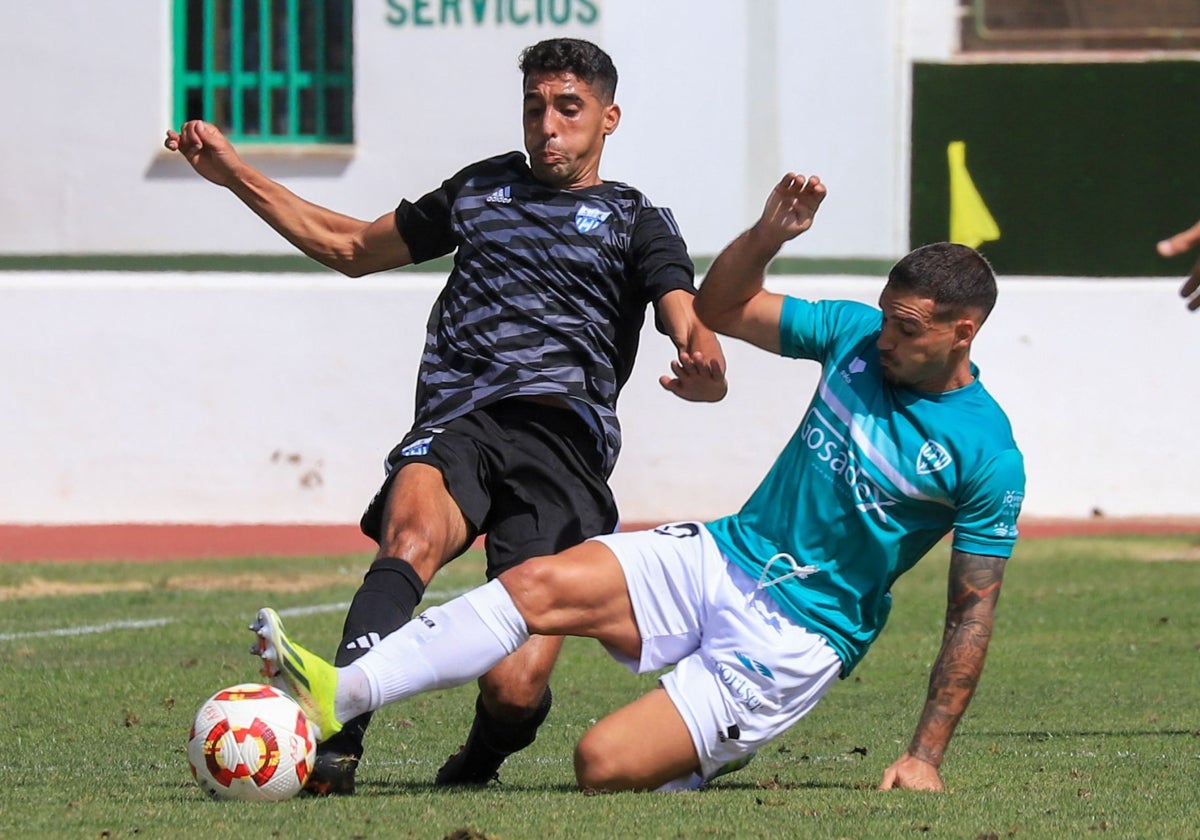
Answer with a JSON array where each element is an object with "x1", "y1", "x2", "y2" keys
[{"x1": 909, "y1": 551, "x2": 1007, "y2": 765}]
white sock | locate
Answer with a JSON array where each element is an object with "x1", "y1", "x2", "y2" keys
[
  {"x1": 337, "y1": 579, "x2": 529, "y2": 712},
  {"x1": 334, "y1": 663, "x2": 373, "y2": 722},
  {"x1": 655, "y1": 772, "x2": 705, "y2": 792}
]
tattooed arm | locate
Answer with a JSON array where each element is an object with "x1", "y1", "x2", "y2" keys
[{"x1": 878, "y1": 549, "x2": 1007, "y2": 792}]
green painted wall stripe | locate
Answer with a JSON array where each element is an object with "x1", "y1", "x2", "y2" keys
[{"x1": 0, "y1": 255, "x2": 898, "y2": 276}]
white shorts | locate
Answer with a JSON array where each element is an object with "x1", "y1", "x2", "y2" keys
[{"x1": 590, "y1": 523, "x2": 843, "y2": 780}]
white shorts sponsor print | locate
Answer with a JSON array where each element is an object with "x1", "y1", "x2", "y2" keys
[{"x1": 590, "y1": 523, "x2": 842, "y2": 780}]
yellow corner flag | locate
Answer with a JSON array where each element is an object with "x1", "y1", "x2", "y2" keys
[{"x1": 948, "y1": 140, "x2": 1000, "y2": 248}]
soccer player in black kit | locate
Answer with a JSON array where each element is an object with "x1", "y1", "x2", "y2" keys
[{"x1": 165, "y1": 38, "x2": 728, "y2": 793}]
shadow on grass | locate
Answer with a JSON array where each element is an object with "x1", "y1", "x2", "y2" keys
[
  {"x1": 711, "y1": 778, "x2": 864, "y2": 792},
  {"x1": 355, "y1": 779, "x2": 581, "y2": 796},
  {"x1": 353, "y1": 777, "x2": 866, "y2": 795},
  {"x1": 962, "y1": 729, "x2": 1197, "y2": 740}
]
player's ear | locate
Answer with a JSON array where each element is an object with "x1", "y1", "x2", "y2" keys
[
  {"x1": 603, "y1": 103, "x2": 621, "y2": 136},
  {"x1": 952, "y1": 317, "x2": 978, "y2": 348}
]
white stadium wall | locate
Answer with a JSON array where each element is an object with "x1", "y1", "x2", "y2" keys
[
  {"x1": 3, "y1": 271, "x2": 1198, "y2": 524},
  {"x1": 2, "y1": 0, "x2": 1198, "y2": 524},
  {"x1": 0, "y1": 0, "x2": 949, "y2": 259}
]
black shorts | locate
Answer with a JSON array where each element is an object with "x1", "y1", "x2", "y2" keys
[{"x1": 360, "y1": 399, "x2": 619, "y2": 578}]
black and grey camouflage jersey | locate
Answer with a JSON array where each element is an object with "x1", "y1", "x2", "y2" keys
[{"x1": 394, "y1": 152, "x2": 695, "y2": 475}]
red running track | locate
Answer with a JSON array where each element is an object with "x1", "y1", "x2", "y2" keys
[{"x1": 1, "y1": 518, "x2": 1200, "y2": 563}]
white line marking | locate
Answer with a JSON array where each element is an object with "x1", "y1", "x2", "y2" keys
[
  {"x1": 0, "y1": 617, "x2": 173, "y2": 642},
  {"x1": 0, "y1": 587, "x2": 470, "y2": 642},
  {"x1": 277, "y1": 601, "x2": 351, "y2": 618}
]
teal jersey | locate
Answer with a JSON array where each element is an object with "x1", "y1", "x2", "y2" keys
[{"x1": 705, "y1": 297, "x2": 1025, "y2": 673}]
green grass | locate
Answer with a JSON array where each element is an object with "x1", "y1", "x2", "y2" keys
[{"x1": 1, "y1": 536, "x2": 1197, "y2": 839}]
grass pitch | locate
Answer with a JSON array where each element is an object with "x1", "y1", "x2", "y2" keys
[{"x1": 1, "y1": 535, "x2": 1197, "y2": 839}]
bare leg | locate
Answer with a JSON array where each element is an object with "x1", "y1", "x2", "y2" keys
[
  {"x1": 574, "y1": 687, "x2": 700, "y2": 791},
  {"x1": 434, "y1": 635, "x2": 564, "y2": 784},
  {"x1": 504, "y1": 541, "x2": 642, "y2": 657},
  {"x1": 435, "y1": 541, "x2": 635, "y2": 784},
  {"x1": 315, "y1": 463, "x2": 473, "y2": 793},
  {"x1": 349, "y1": 544, "x2": 640, "y2": 713},
  {"x1": 477, "y1": 636, "x2": 564, "y2": 718}
]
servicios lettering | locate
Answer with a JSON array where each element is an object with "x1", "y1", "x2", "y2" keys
[{"x1": 385, "y1": 0, "x2": 599, "y2": 27}]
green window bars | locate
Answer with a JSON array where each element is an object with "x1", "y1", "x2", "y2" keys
[{"x1": 173, "y1": 0, "x2": 353, "y2": 144}]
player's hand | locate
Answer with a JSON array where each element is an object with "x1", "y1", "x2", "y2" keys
[
  {"x1": 1157, "y1": 221, "x2": 1200, "y2": 312},
  {"x1": 752, "y1": 173, "x2": 827, "y2": 249},
  {"x1": 1157, "y1": 220, "x2": 1200, "y2": 259},
  {"x1": 659, "y1": 351, "x2": 728, "y2": 403},
  {"x1": 1179, "y1": 264, "x2": 1200, "y2": 311},
  {"x1": 163, "y1": 120, "x2": 244, "y2": 188},
  {"x1": 878, "y1": 753, "x2": 945, "y2": 792}
]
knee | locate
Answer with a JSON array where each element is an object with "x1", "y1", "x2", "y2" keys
[
  {"x1": 376, "y1": 519, "x2": 444, "y2": 582},
  {"x1": 573, "y1": 730, "x2": 630, "y2": 792},
  {"x1": 376, "y1": 473, "x2": 469, "y2": 579},
  {"x1": 501, "y1": 557, "x2": 566, "y2": 617}
]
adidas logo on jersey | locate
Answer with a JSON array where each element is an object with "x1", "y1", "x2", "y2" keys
[{"x1": 485, "y1": 185, "x2": 512, "y2": 204}]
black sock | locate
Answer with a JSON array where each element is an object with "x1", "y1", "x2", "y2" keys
[
  {"x1": 322, "y1": 556, "x2": 425, "y2": 758},
  {"x1": 475, "y1": 687, "x2": 553, "y2": 755}
]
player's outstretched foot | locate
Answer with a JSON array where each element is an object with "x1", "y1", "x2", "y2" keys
[
  {"x1": 249, "y1": 607, "x2": 343, "y2": 741},
  {"x1": 302, "y1": 749, "x2": 359, "y2": 796},
  {"x1": 657, "y1": 751, "x2": 757, "y2": 791},
  {"x1": 435, "y1": 689, "x2": 551, "y2": 786},
  {"x1": 434, "y1": 717, "x2": 506, "y2": 786},
  {"x1": 434, "y1": 745, "x2": 504, "y2": 786},
  {"x1": 708, "y1": 751, "x2": 756, "y2": 783}
]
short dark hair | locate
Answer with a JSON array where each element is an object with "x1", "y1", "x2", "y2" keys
[
  {"x1": 886, "y1": 242, "x2": 998, "y2": 322},
  {"x1": 519, "y1": 38, "x2": 618, "y2": 103}
]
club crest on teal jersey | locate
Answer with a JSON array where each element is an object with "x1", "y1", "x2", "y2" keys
[{"x1": 916, "y1": 440, "x2": 953, "y2": 475}]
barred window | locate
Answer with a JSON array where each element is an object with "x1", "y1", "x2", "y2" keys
[
  {"x1": 961, "y1": 0, "x2": 1200, "y2": 52},
  {"x1": 173, "y1": 0, "x2": 354, "y2": 144}
]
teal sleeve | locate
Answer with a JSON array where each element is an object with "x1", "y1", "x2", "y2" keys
[
  {"x1": 780, "y1": 297, "x2": 882, "y2": 361},
  {"x1": 951, "y1": 448, "x2": 1026, "y2": 557}
]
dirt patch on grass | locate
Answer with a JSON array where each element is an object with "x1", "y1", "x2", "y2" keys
[
  {"x1": 1131, "y1": 546, "x2": 1200, "y2": 562},
  {"x1": 166, "y1": 572, "x2": 356, "y2": 593},
  {"x1": 0, "y1": 577, "x2": 153, "y2": 600},
  {"x1": 0, "y1": 572, "x2": 355, "y2": 601}
]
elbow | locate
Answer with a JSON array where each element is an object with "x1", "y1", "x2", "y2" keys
[
  {"x1": 695, "y1": 303, "x2": 736, "y2": 337},
  {"x1": 692, "y1": 292, "x2": 727, "y2": 333},
  {"x1": 304, "y1": 246, "x2": 367, "y2": 278},
  {"x1": 693, "y1": 292, "x2": 716, "y2": 327},
  {"x1": 334, "y1": 244, "x2": 387, "y2": 278},
  {"x1": 335, "y1": 242, "x2": 373, "y2": 277}
]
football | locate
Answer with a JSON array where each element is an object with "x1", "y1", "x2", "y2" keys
[{"x1": 187, "y1": 682, "x2": 316, "y2": 801}]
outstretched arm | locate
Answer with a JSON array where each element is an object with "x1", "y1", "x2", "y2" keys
[
  {"x1": 653, "y1": 289, "x2": 729, "y2": 403},
  {"x1": 695, "y1": 173, "x2": 826, "y2": 352},
  {"x1": 164, "y1": 120, "x2": 412, "y2": 277},
  {"x1": 1157, "y1": 221, "x2": 1200, "y2": 311},
  {"x1": 879, "y1": 549, "x2": 1007, "y2": 792}
]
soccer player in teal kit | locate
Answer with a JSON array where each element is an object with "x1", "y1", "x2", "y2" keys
[{"x1": 251, "y1": 172, "x2": 1025, "y2": 793}]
